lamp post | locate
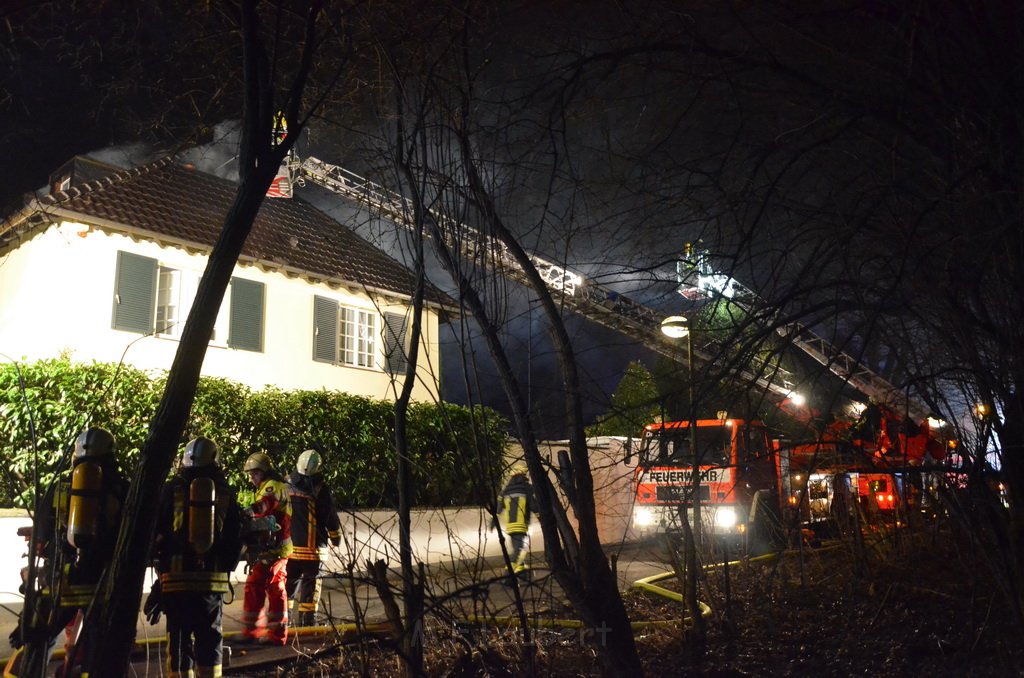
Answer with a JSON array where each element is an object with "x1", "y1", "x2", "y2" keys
[{"x1": 661, "y1": 315, "x2": 700, "y2": 549}]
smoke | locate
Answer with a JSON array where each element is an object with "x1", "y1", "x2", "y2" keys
[
  {"x1": 77, "y1": 120, "x2": 241, "y2": 185},
  {"x1": 181, "y1": 121, "x2": 242, "y2": 180},
  {"x1": 85, "y1": 143, "x2": 155, "y2": 171}
]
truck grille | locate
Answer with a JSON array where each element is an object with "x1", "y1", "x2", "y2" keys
[{"x1": 655, "y1": 485, "x2": 711, "y2": 502}]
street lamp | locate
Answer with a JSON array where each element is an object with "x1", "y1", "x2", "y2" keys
[
  {"x1": 661, "y1": 315, "x2": 699, "y2": 548},
  {"x1": 660, "y1": 315, "x2": 690, "y2": 340},
  {"x1": 660, "y1": 317, "x2": 693, "y2": 418}
]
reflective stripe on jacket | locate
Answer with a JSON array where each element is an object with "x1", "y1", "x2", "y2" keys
[
  {"x1": 154, "y1": 468, "x2": 243, "y2": 594},
  {"x1": 500, "y1": 475, "x2": 533, "y2": 534},
  {"x1": 287, "y1": 473, "x2": 341, "y2": 561}
]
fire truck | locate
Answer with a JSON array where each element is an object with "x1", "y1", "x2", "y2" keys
[
  {"x1": 627, "y1": 406, "x2": 947, "y2": 547},
  {"x1": 629, "y1": 418, "x2": 787, "y2": 550}
]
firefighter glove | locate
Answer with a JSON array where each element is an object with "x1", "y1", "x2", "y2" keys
[{"x1": 144, "y1": 580, "x2": 162, "y2": 625}]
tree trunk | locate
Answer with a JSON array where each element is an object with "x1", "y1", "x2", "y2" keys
[
  {"x1": 81, "y1": 164, "x2": 281, "y2": 673},
  {"x1": 391, "y1": 146, "x2": 428, "y2": 676},
  {"x1": 78, "y1": 2, "x2": 320, "y2": 671},
  {"x1": 456, "y1": 126, "x2": 642, "y2": 676}
]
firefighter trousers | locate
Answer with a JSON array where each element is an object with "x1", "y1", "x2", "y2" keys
[
  {"x1": 508, "y1": 532, "x2": 530, "y2": 573},
  {"x1": 164, "y1": 591, "x2": 224, "y2": 678},
  {"x1": 243, "y1": 558, "x2": 288, "y2": 644},
  {"x1": 285, "y1": 558, "x2": 323, "y2": 626}
]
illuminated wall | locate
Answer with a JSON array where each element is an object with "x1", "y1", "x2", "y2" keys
[{"x1": 0, "y1": 221, "x2": 441, "y2": 402}]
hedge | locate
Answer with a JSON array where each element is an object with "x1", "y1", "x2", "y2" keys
[{"x1": 0, "y1": 356, "x2": 509, "y2": 509}]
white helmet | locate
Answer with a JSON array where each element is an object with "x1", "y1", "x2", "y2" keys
[
  {"x1": 73, "y1": 427, "x2": 116, "y2": 459},
  {"x1": 182, "y1": 437, "x2": 219, "y2": 468},
  {"x1": 297, "y1": 449, "x2": 321, "y2": 476}
]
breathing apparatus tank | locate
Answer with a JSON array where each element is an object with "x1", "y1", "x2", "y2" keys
[
  {"x1": 188, "y1": 477, "x2": 217, "y2": 555},
  {"x1": 180, "y1": 438, "x2": 220, "y2": 555},
  {"x1": 66, "y1": 427, "x2": 115, "y2": 550}
]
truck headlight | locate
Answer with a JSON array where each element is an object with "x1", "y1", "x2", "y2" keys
[
  {"x1": 714, "y1": 507, "x2": 737, "y2": 529},
  {"x1": 634, "y1": 507, "x2": 656, "y2": 527}
]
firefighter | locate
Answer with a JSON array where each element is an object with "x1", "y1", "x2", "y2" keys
[
  {"x1": 285, "y1": 450, "x2": 342, "y2": 627},
  {"x1": 240, "y1": 452, "x2": 292, "y2": 645},
  {"x1": 8, "y1": 426, "x2": 127, "y2": 677},
  {"x1": 499, "y1": 463, "x2": 534, "y2": 577},
  {"x1": 149, "y1": 437, "x2": 243, "y2": 678}
]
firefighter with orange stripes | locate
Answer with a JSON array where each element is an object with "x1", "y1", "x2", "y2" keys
[
  {"x1": 240, "y1": 452, "x2": 292, "y2": 645},
  {"x1": 150, "y1": 437, "x2": 243, "y2": 678},
  {"x1": 285, "y1": 450, "x2": 341, "y2": 627}
]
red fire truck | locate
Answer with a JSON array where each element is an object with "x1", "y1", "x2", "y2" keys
[{"x1": 629, "y1": 418, "x2": 787, "y2": 550}]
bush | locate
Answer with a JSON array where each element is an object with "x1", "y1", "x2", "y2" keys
[{"x1": 0, "y1": 357, "x2": 508, "y2": 509}]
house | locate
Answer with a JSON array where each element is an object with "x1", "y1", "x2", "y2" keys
[{"x1": 0, "y1": 155, "x2": 454, "y2": 401}]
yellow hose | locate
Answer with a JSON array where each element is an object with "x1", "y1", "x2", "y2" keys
[
  {"x1": 463, "y1": 614, "x2": 682, "y2": 631},
  {"x1": 0, "y1": 622, "x2": 393, "y2": 675}
]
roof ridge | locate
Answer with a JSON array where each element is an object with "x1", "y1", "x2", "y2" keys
[
  {"x1": 39, "y1": 154, "x2": 184, "y2": 207},
  {"x1": 11, "y1": 151, "x2": 456, "y2": 309}
]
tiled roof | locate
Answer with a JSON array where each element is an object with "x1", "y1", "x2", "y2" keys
[{"x1": 28, "y1": 156, "x2": 454, "y2": 308}]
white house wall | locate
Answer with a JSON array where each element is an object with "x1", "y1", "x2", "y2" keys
[{"x1": 0, "y1": 221, "x2": 440, "y2": 401}]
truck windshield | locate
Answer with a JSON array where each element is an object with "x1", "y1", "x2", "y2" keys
[{"x1": 640, "y1": 427, "x2": 732, "y2": 467}]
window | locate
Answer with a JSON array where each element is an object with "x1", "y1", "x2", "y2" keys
[
  {"x1": 640, "y1": 426, "x2": 731, "y2": 467},
  {"x1": 313, "y1": 295, "x2": 380, "y2": 368},
  {"x1": 156, "y1": 266, "x2": 197, "y2": 338},
  {"x1": 342, "y1": 306, "x2": 376, "y2": 368},
  {"x1": 112, "y1": 251, "x2": 264, "y2": 352}
]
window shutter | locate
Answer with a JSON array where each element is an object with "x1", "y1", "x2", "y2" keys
[
  {"x1": 383, "y1": 312, "x2": 408, "y2": 374},
  {"x1": 228, "y1": 278, "x2": 265, "y2": 352},
  {"x1": 111, "y1": 251, "x2": 157, "y2": 333},
  {"x1": 313, "y1": 295, "x2": 338, "y2": 363}
]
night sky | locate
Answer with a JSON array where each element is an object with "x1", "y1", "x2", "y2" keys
[{"x1": 2, "y1": 1, "x2": 1016, "y2": 437}]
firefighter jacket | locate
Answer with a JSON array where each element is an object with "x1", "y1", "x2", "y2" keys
[
  {"x1": 286, "y1": 472, "x2": 341, "y2": 561},
  {"x1": 248, "y1": 475, "x2": 293, "y2": 560},
  {"x1": 500, "y1": 475, "x2": 534, "y2": 535},
  {"x1": 37, "y1": 456, "x2": 128, "y2": 609},
  {"x1": 153, "y1": 467, "x2": 244, "y2": 595}
]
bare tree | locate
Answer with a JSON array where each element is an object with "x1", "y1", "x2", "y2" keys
[
  {"x1": 343, "y1": 7, "x2": 647, "y2": 673},
  {"x1": 74, "y1": 3, "x2": 331, "y2": 674},
  {"x1": 541, "y1": 0, "x2": 1024, "y2": 635}
]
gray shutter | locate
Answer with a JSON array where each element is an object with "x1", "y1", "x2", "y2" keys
[
  {"x1": 383, "y1": 312, "x2": 408, "y2": 374},
  {"x1": 228, "y1": 278, "x2": 265, "y2": 352},
  {"x1": 111, "y1": 251, "x2": 156, "y2": 333},
  {"x1": 313, "y1": 295, "x2": 338, "y2": 363}
]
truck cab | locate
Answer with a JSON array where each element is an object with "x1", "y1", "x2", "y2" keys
[{"x1": 631, "y1": 418, "x2": 782, "y2": 549}]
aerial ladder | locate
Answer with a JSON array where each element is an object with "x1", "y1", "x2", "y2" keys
[
  {"x1": 676, "y1": 244, "x2": 931, "y2": 423},
  {"x1": 275, "y1": 152, "x2": 928, "y2": 424}
]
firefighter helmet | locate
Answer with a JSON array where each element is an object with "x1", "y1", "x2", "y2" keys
[
  {"x1": 509, "y1": 463, "x2": 528, "y2": 478},
  {"x1": 244, "y1": 452, "x2": 273, "y2": 474},
  {"x1": 73, "y1": 427, "x2": 116, "y2": 459},
  {"x1": 296, "y1": 449, "x2": 321, "y2": 476},
  {"x1": 182, "y1": 437, "x2": 219, "y2": 468}
]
